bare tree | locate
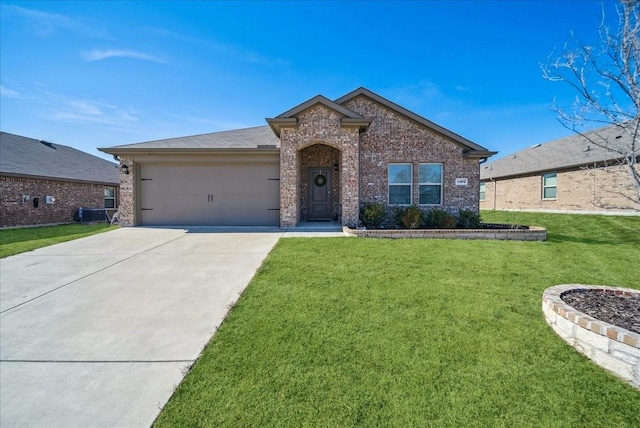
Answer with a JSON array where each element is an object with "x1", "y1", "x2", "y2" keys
[{"x1": 541, "y1": 0, "x2": 640, "y2": 208}]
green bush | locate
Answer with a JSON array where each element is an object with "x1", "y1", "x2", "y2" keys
[
  {"x1": 389, "y1": 206, "x2": 423, "y2": 229},
  {"x1": 457, "y1": 209, "x2": 482, "y2": 228},
  {"x1": 389, "y1": 206, "x2": 425, "y2": 229},
  {"x1": 401, "y1": 206, "x2": 423, "y2": 229},
  {"x1": 425, "y1": 208, "x2": 457, "y2": 229},
  {"x1": 359, "y1": 202, "x2": 386, "y2": 228},
  {"x1": 391, "y1": 206, "x2": 407, "y2": 228}
]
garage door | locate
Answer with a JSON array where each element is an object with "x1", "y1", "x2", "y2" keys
[{"x1": 139, "y1": 162, "x2": 280, "y2": 226}]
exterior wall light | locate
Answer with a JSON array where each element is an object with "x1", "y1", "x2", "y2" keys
[{"x1": 121, "y1": 164, "x2": 129, "y2": 174}]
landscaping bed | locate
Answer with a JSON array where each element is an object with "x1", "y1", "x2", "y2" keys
[
  {"x1": 352, "y1": 204, "x2": 546, "y2": 240},
  {"x1": 344, "y1": 223, "x2": 547, "y2": 240},
  {"x1": 562, "y1": 288, "x2": 640, "y2": 334},
  {"x1": 543, "y1": 285, "x2": 640, "y2": 389}
]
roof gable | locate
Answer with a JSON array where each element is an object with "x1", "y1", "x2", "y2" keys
[
  {"x1": 266, "y1": 95, "x2": 371, "y2": 137},
  {"x1": 277, "y1": 95, "x2": 364, "y2": 119},
  {"x1": 1, "y1": 132, "x2": 119, "y2": 184},
  {"x1": 336, "y1": 87, "x2": 495, "y2": 157}
]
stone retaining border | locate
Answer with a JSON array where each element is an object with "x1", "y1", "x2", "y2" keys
[
  {"x1": 542, "y1": 284, "x2": 640, "y2": 389},
  {"x1": 343, "y1": 224, "x2": 547, "y2": 241}
]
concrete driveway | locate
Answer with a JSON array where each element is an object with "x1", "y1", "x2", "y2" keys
[{"x1": 0, "y1": 227, "x2": 286, "y2": 427}]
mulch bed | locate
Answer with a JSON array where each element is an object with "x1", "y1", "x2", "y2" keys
[{"x1": 562, "y1": 290, "x2": 640, "y2": 335}]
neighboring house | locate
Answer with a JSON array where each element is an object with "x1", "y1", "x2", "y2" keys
[
  {"x1": 480, "y1": 125, "x2": 640, "y2": 213},
  {"x1": 0, "y1": 132, "x2": 120, "y2": 227},
  {"x1": 100, "y1": 87, "x2": 496, "y2": 227}
]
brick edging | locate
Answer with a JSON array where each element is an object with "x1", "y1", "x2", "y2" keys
[
  {"x1": 342, "y1": 225, "x2": 547, "y2": 241},
  {"x1": 542, "y1": 284, "x2": 640, "y2": 389}
]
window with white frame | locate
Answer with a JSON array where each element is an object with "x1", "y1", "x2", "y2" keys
[
  {"x1": 104, "y1": 186, "x2": 116, "y2": 209},
  {"x1": 419, "y1": 163, "x2": 442, "y2": 205},
  {"x1": 479, "y1": 182, "x2": 486, "y2": 202},
  {"x1": 388, "y1": 163, "x2": 412, "y2": 205},
  {"x1": 542, "y1": 173, "x2": 557, "y2": 199}
]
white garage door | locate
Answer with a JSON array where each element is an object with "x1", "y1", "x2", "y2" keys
[{"x1": 139, "y1": 162, "x2": 280, "y2": 226}]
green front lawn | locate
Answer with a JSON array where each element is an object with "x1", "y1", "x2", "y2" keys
[
  {"x1": 154, "y1": 211, "x2": 640, "y2": 427},
  {"x1": 0, "y1": 223, "x2": 115, "y2": 258}
]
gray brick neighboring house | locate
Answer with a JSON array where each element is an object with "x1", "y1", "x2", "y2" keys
[
  {"x1": 1, "y1": 132, "x2": 120, "y2": 227},
  {"x1": 100, "y1": 87, "x2": 496, "y2": 227},
  {"x1": 480, "y1": 125, "x2": 640, "y2": 214}
]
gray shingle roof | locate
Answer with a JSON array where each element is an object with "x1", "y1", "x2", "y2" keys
[
  {"x1": 1, "y1": 132, "x2": 119, "y2": 185},
  {"x1": 100, "y1": 88, "x2": 496, "y2": 160},
  {"x1": 481, "y1": 125, "x2": 636, "y2": 180},
  {"x1": 99, "y1": 125, "x2": 280, "y2": 153}
]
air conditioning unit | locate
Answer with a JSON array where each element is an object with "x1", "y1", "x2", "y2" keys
[{"x1": 77, "y1": 208, "x2": 107, "y2": 223}]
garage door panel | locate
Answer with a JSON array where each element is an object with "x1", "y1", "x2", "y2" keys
[{"x1": 139, "y1": 163, "x2": 279, "y2": 226}]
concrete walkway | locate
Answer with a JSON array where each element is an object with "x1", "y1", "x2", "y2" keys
[{"x1": 0, "y1": 227, "x2": 344, "y2": 427}]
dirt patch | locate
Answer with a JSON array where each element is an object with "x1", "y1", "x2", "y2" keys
[{"x1": 561, "y1": 289, "x2": 640, "y2": 334}]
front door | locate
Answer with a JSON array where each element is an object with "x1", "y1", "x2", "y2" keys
[{"x1": 308, "y1": 168, "x2": 332, "y2": 221}]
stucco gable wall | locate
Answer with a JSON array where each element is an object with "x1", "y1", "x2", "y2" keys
[{"x1": 342, "y1": 95, "x2": 480, "y2": 213}]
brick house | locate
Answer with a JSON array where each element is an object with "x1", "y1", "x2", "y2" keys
[
  {"x1": 1, "y1": 132, "x2": 120, "y2": 227},
  {"x1": 480, "y1": 124, "x2": 640, "y2": 214},
  {"x1": 100, "y1": 87, "x2": 496, "y2": 227}
]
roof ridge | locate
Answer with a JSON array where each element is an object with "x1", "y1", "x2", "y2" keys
[{"x1": 274, "y1": 94, "x2": 363, "y2": 119}]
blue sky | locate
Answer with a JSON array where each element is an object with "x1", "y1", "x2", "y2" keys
[{"x1": 1, "y1": 1, "x2": 617, "y2": 161}]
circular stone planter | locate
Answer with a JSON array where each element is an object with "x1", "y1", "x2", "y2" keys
[{"x1": 542, "y1": 284, "x2": 640, "y2": 389}]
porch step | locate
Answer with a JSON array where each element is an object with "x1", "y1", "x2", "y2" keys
[{"x1": 286, "y1": 221, "x2": 342, "y2": 232}]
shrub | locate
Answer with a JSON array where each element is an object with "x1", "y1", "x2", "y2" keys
[
  {"x1": 389, "y1": 206, "x2": 424, "y2": 229},
  {"x1": 360, "y1": 203, "x2": 386, "y2": 228},
  {"x1": 391, "y1": 206, "x2": 407, "y2": 228},
  {"x1": 457, "y1": 209, "x2": 482, "y2": 228},
  {"x1": 425, "y1": 208, "x2": 457, "y2": 229},
  {"x1": 401, "y1": 206, "x2": 423, "y2": 229}
]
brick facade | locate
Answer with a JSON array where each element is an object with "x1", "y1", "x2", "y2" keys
[
  {"x1": 279, "y1": 105, "x2": 361, "y2": 227},
  {"x1": 277, "y1": 95, "x2": 484, "y2": 227},
  {"x1": 107, "y1": 88, "x2": 491, "y2": 228},
  {"x1": 480, "y1": 164, "x2": 640, "y2": 212},
  {"x1": 343, "y1": 95, "x2": 482, "y2": 214},
  {"x1": 0, "y1": 175, "x2": 118, "y2": 227},
  {"x1": 117, "y1": 156, "x2": 136, "y2": 226}
]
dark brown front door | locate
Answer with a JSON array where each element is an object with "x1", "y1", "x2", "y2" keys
[{"x1": 308, "y1": 168, "x2": 331, "y2": 221}]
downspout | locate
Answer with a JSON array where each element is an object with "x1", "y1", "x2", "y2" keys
[
  {"x1": 492, "y1": 178, "x2": 497, "y2": 210},
  {"x1": 593, "y1": 163, "x2": 596, "y2": 208}
]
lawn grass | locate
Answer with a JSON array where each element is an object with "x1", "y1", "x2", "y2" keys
[
  {"x1": 0, "y1": 223, "x2": 115, "y2": 258},
  {"x1": 154, "y1": 211, "x2": 640, "y2": 427}
]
